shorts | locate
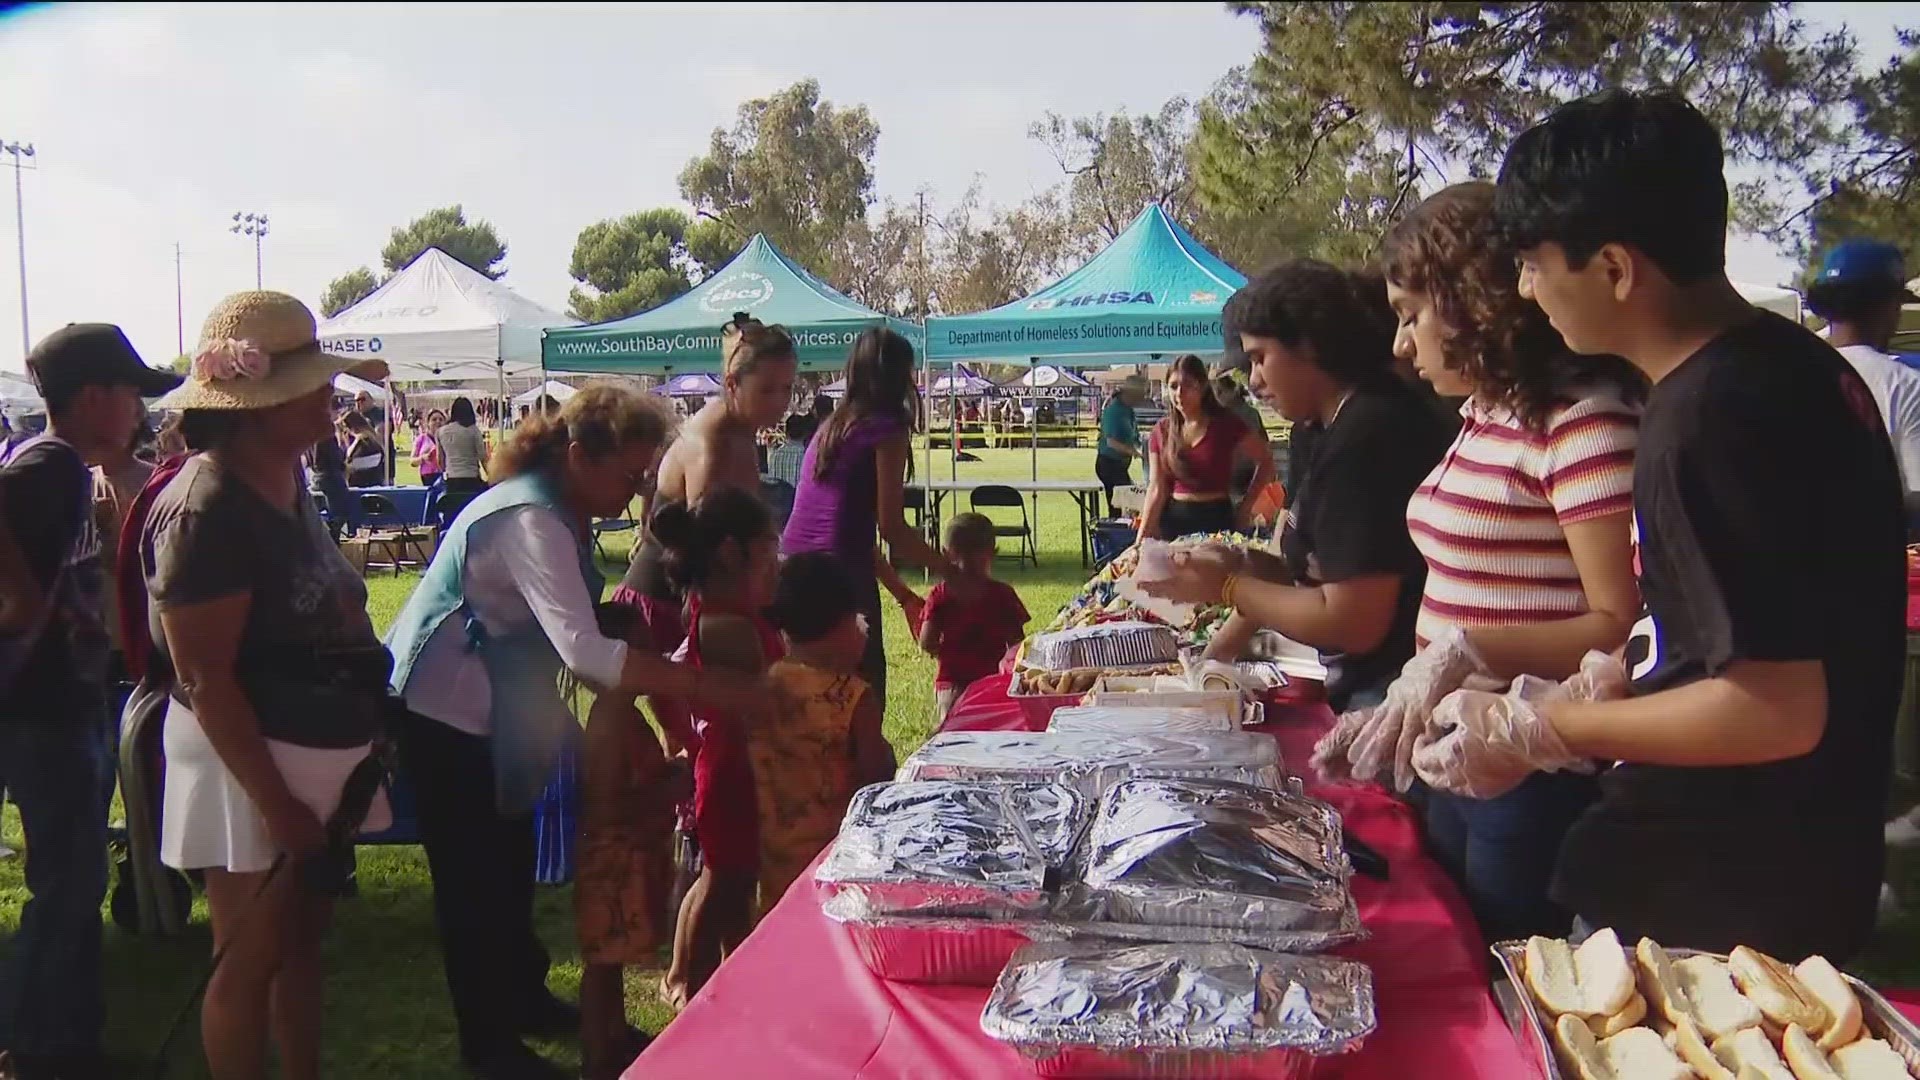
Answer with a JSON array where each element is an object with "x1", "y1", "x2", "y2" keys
[
  {"x1": 692, "y1": 723, "x2": 759, "y2": 876},
  {"x1": 574, "y1": 830, "x2": 673, "y2": 965}
]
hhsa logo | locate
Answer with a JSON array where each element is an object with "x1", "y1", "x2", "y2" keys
[
  {"x1": 698, "y1": 272, "x2": 774, "y2": 313},
  {"x1": 1027, "y1": 290, "x2": 1155, "y2": 311}
]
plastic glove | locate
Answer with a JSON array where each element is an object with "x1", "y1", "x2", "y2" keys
[
  {"x1": 1339, "y1": 629, "x2": 1491, "y2": 792},
  {"x1": 1562, "y1": 650, "x2": 1629, "y2": 704},
  {"x1": 1411, "y1": 684, "x2": 1584, "y2": 800},
  {"x1": 1309, "y1": 708, "x2": 1373, "y2": 781}
]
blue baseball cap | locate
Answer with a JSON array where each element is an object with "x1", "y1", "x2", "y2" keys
[{"x1": 1814, "y1": 239, "x2": 1918, "y2": 302}]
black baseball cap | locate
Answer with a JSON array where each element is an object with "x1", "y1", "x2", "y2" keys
[{"x1": 26, "y1": 323, "x2": 182, "y2": 401}]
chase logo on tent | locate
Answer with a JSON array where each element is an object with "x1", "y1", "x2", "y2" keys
[
  {"x1": 322, "y1": 336, "x2": 383, "y2": 355},
  {"x1": 699, "y1": 272, "x2": 775, "y2": 314},
  {"x1": 1026, "y1": 291, "x2": 1155, "y2": 311}
]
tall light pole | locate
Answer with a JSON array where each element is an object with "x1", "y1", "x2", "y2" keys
[
  {"x1": 2, "y1": 140, "x2": 34, "y2": 358},
  {"x1": 230, "y1": 211, "x2": 268, "y2": 288}
]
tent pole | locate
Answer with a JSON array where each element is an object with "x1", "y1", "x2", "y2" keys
[
  {"x1": 1029, "y1": 367, "x2": 1037, "y2": 482},
  {"x1": 948, "y1": 359, "x2": 956, "y2": 482},
  {"x1": 383, "y1": 378, "x2": 394, "y2": 485}
]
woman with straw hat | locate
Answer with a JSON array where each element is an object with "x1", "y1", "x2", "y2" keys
[{"x1": 142, "y1": 290, "x2": 396, "y2": 1080}]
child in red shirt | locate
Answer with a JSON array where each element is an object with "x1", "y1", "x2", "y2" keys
[{"x1": 918, "y1": 513, "x2": 1031, "y2": 719}]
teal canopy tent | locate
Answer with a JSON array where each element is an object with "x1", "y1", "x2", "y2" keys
[
  {"x1": 542, "y1": 234, "x2": 923, "y2": 374},
  {"x1": 925, "y1": 205, "x2": 1245, "y2": 481},
  {"x1": 924, "y1": 205, "x2": 1245, "y2": 367}
]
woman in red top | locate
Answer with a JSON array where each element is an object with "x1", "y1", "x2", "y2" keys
[{"x1": 1137, "y1": 354, "x2": 1274, "y2": 541}]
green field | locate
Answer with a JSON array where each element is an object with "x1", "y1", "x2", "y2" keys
[{"x1": 3, "y1": 442, "x2": 1916, "y2": 1077}]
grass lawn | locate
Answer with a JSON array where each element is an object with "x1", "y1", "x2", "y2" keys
[{"x1": 5, "y1": 441, "x2": 1917, "y2": 1076}]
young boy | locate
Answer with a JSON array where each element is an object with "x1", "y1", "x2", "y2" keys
[
  {"x1": 573, "y1": 603, "x2": 692, "y2": 1080},
  {"x1": 917, "y1": 513, "x2": 1031, "y2": 721},
  {"x1": 757, "y1": 553, "x2": 897, "y2": 909},
  {"x1": 1413, "y1": 90, "x2": 1905, "y2": 961}
]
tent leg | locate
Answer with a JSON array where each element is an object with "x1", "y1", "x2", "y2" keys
[{"x1": 949, "y1": 360, "x2": 957, "y2": 482}]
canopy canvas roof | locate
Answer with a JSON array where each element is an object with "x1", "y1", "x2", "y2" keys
[
  {"x1": 513, "y1": 380, "x2": 579, "y2": 406},
  {"x1": 318, "y1": 248, "x2": 577, "y2": 383},
  {"x1": 542, "y1": 234, "x2": 923, "y2": 374},
  {"x1": 992, "y1": 364, "x2": 1095, "y2": 398},
  {"x1": 655, "y1": 372, "x2": 723, "y2": 398},
  {"x1": 925, "y1": 205, "x2": 1245, "y2": 367}
]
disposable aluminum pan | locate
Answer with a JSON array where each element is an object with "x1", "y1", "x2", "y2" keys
[
  {"x1": 896, "y1": 730, "x2": 1284, "y2": 801},
  {"x1": 1048, "y1": 704, "x2": 1234, "y2": 735},
  {"x1": 981, "y1": 941, "x2": 1376, "y2": 1079},
  {"x1": 821, "y1": 890, "x2": 1033, "y2": 985},
  {"x1": 1057, "y1": 778, "x2": 1353, "y2": 936},
  {"x1": 814, "y1": 780, "x2": 1082, "y2": 917},
  {"x1": 1488, "y1": 939, "x2": 1920, "y2": 1079}
]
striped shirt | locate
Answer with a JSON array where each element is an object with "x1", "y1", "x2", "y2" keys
[{"x1": 1407, "y1": 393, "x2": 1638, "y2": 645}]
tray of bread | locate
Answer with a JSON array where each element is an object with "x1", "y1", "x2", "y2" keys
[{"x1": 1491, "y1": 928, "x2": 1920, "y2": 1080}]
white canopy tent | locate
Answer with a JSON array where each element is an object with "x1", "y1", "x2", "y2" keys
[
  {"x1": 318, "y1": 248, "x2": 578, "y2": 384},
  {"x1": 0, "y1": 372, "x2": 43, "y2": 415},
  {"x1": 1734, "y1": 281, "x2": 1803, "y2": 322},
  {"x1": 332, "y1": 372, "x2": 392, "y2": 402},
  {"x1": 513, "y1": 380, "x2": 578, "y2": 406}
]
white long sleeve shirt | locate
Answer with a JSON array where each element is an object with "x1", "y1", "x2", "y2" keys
[{"x1": 403, "y1": 504, "x2": 628, "y2": 736}]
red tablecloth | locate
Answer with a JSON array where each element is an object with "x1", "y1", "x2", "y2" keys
[{"x1": 630, "y1": 672, "x2": 1920, "y2": 1078}]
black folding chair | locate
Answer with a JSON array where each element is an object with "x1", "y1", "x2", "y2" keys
[
  {"x1": 591, "y1": 499, "x2": 641, "y2": 565},
  {"x1": 357, "y1": 493, "x2": 423, "y2": 575},
  {"x1": 970, "y1": 484, "x2": 1037, "y2": 567},
  {"x1": 902, "y1": 486, "x2": 938, "y2": 546}
]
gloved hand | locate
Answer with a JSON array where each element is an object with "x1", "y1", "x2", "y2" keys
[
  {"x1": 1332, "y1": 628, "x2": 1491, "y2": 792},
  {"x1": 1410, "y1": 651, "x2": 1626, "y2": 799}
]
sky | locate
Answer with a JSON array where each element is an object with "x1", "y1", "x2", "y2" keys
[{"x1": 0, "y1": 1, "x2": 1908, "y2": 373}]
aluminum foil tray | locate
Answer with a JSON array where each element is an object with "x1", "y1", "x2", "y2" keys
[
  {"x1": 896, "y1": 730, "x2": 1284, "y2": 801},
  {"x1": 821, "y1": 890, "x2": 1032, "y2": 985},
  {"x1": 815, "y1": 780, "x2": 1081, "y2": 917},
  {"x1": 1049, "y1": 704, "x2": 1235, "y2": 735},
  {"x1": 1488, "y1": 939, "x2": 1920, "y2": 1079},
  {"x1": 1058, "y1": 778, "x2": 1353, "y2": 935},
  {"x1": 981, "y1": 941, "x2": 1375, "y2": 1078}
]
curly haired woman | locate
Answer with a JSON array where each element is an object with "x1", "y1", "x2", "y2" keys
[{"x1": 1315, "y1": 181, "x2": 1647, "y2": 942}]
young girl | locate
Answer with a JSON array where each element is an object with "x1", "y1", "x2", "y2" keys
[
  {"x1": 649, "y1": 488, "x2": 783, "y2": 1008},
  {"x1": 917, "y1": 513, "x2": 1030, "y2": 721},
  {"x1": 757, "y1": 554, "x2": 897, "y2": 910},
  {"x1": 573, "y1": 603, "x2": 692, "y2": 1080}
]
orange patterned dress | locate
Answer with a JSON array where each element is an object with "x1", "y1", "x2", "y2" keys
[
  {"x1": 573, "y1": 697, "x2": 676, "y2": 965},
  {"x1": 751, "y1": 660, "x2": 868, "y2": 911}
]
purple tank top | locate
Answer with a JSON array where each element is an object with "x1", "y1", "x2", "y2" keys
[{"x1": 780, "y1": 414, "x2": 905, "y2": 581}]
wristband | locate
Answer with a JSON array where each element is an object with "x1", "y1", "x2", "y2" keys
[{"x1": 1220, "y1": 572, "x2": 1241, "y2": 610}]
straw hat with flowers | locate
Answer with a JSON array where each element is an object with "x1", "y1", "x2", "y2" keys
[{"x1": 156, "y1": 290, "x2": 388, "y2": 412}]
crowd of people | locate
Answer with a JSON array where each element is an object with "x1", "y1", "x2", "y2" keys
[{"x1": 0, "y1": 85, "x2": 1913, "y2": 1080}]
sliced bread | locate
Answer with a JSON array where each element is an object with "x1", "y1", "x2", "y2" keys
[
  {"x1": 1587, "y1": 992, "x2": 1648, "y2": 1038},
  {"x1": 1794, "y1": 956, "x2": 1865, "y2": 1051},
  {"x1": 1526, "y1": 929, "x2": 1634, "y2": 1017},
  {"x1": 1711, "y1": 1025, "x2": 1797, "y2": 1080},
  {"x1": 1677, "y1": 955, "x2": 1769, "y2": 1040},
  {"x1": 1730, "y1": 946, "x2": 1832, "y2": 1034},
  {"x1": 1829, "y1": 1038, "x2": 1913, "y2": 1080},
  {"x1": 1783, "y1": 1023, "x2": 1846, "y2": 1080}
]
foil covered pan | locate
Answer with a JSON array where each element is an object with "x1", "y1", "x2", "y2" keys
[
  {"x1": 1057, "y1": 778, "x2": 1353, "y2": 935},
  {"x1": 1488, "y1": 939, "x2": 1920, "y2": 1079},
  {"x1": 1048, "y1": 704, "x2": 1236, "y2": 735},
  {"x1": 981, "y1": 940, "x2": 1375, "y2": 1078},
  {"x1": 897, "y1": 730, "x2": 1284, "y2": 800},
  {"x1": 821, "y1": 890, "x2": 1033, "y2": 985},
  {"x1": 814, "y1": 780, "x2": 1082, "y2": 917}
]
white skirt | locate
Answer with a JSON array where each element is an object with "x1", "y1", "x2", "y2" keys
[{"x1": 160, "y1": 698, "x2": 393, "y2": 874}]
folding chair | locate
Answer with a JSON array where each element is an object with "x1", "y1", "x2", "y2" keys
[
  {"x1": 591, "y1": 499, "x2": 641, "y2": 565},
  {"x1": 903, "y1": 486, "x2": 938, "y2": 546},
  {"x1": 357, "y1": 493, "x2": 424, "y2": 575},
  {"x1": 970, "y1": 484, "x2": 1037, "y2": 567}
]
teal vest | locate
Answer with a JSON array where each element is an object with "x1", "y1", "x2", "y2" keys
[{"x1": 386, "y1": 473, "x2": 603, "y2": 813}]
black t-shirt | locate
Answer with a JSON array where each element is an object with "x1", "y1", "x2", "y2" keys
[
  {"x1": 1278, "y1": 380, "x2": 1451, "y2": 708},
  {"x1": 1553, "y1": 312, "x2": 1905, "y2": 961},
  {"x1": 0, "y1": 435, "x2": 108, "y2": 712}
]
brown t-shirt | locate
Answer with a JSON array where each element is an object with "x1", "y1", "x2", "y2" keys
[{"x1": 142, "y1": 455, "x2": 378, "y2": 666}]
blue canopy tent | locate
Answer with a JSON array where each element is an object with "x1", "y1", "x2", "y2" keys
[
  {"x1": 924, "y1": 205, "x2": 1246, "y2": 478},
  {"x1": 542, "y1": 234, "x2": 924, "y2": 374}
]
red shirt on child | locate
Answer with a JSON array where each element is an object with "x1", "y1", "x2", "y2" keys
[{"x1": 923, "y1": 578, "x2": 1029, "y2": 689}]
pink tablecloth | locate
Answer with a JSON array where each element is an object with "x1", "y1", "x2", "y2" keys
[{"x1": 631, "y1": 673, "x2": 1920, "y2": 1078}]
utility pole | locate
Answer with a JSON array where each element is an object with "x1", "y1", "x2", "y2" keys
[
  {"x1": 1, "y1": 140, "x2": 34, "y2": 357},
  {"x1": 174, "y1": 242, "x2": 185, "y2": 357},
  {"x1": 230, "y1": 211, "x2": 269, "y2": 288}
]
